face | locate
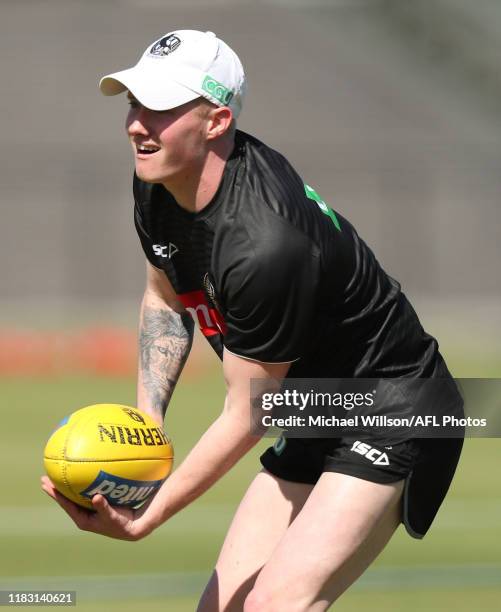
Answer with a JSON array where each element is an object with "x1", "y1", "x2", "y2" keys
[
  {"x1": 148, "y1": 335, "x2": 186, "y2": 389},
  {"x1": 125, "y1": 93, "x2": 209, "y2": 184}
]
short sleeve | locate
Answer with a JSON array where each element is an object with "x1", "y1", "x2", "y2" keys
[
  {"x1": 221, "y1": 229, "x2": 320, "y2": 363},
  {"x1": 133, "y1": 175, "x2": 158, "y2": 267}
]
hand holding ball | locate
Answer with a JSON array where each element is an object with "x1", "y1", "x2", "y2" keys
[{"x1": 44, "y1": 404, "x2": 173, "y2": 509}]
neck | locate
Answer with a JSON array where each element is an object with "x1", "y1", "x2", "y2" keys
[{"x1": 162, "y1": 137, "x2": 235, "y2": 213}]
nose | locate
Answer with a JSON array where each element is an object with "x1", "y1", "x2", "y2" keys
[
  {"x1": 127, "y1": 117, "x2": 148, "y2": 136},
  {"x1": 126, "y1": 107, "x2": 150, "y2": 136}
]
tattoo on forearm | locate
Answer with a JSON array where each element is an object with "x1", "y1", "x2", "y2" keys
[{"x1": 139, "y1": 306, "x2": 194, "y2": 419}]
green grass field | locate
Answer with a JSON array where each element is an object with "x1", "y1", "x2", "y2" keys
[{"x1": 1, "y1": 367, "x2": 500, "y2": 611}]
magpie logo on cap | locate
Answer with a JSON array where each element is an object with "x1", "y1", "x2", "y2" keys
[{"x1": 149, "y1": 34, "x2": 181, "y2": 57}]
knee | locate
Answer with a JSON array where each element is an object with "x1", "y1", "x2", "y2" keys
[
  {"x1": 243, "y1": 588, "x2": 269, "y2": 612},
  {"x1": 244, "y1": 585, "x2": 313, "y2": 612},
  {"x1": 243, "y1": 587, "x2": 294, "y2": 612}
]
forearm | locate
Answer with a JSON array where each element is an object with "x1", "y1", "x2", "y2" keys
[
  {"x1": 138, "y1": 405, "x2": 261, "y2": 533},
  {"x1": 137, "y1": 289, "x2": 194, "y2": 425}
]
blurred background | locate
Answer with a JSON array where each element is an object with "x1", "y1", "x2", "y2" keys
[{"x1": 1, "y1": 0, "x2": 500, "y2": 610}]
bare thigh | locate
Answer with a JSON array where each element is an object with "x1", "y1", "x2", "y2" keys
[
  {"x1": 244, "y1": 472, "x2": 405, "y2": 612},
  {"x1": 197, "y1": 469, "x2": 314, "y2": 612}
]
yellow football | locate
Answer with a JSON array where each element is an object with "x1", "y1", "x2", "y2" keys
[{"x1": 44, "y1": 404, "x2": 173, "y2": 509}]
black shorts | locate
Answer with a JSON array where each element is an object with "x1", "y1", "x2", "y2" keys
[{"x1": 260, "y1": 435, "x2": 463, "y2": 538}]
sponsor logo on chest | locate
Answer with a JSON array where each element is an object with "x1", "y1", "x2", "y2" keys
[
  {"x1": 178, "y1": 289, "x2": 227, "y2": 337},
  {"x1": 153, "y1": 243, "x2": 179, "y2": 259}
]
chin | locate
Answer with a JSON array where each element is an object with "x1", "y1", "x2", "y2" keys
[{"x1": 135, "y1": 166, "x2": 163, "y2": 184}]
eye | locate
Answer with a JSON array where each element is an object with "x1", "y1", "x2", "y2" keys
[
  {"x1": 157, "y1": 346, "x2": 169, "y2": 355},
  {"x1": 155, "y1": 108, "x2": 174, "y2": 117},
  {"x1": 127, "y1": 99, "x2": 139, "y2": 109}
]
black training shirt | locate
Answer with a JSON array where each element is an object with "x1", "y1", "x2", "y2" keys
[{"x1": 134, "y1": 130, "x2": 439, "y2": 378}]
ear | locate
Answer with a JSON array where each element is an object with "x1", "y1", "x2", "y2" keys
[{"x1": 206, "y1": 106, "x2": 234, "y2": 140}]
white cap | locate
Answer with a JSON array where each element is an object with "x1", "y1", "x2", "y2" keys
[{"x1": 99, "y1": 30, "x2": 246, "y2": 118}]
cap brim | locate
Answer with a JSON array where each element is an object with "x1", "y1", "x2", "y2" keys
[{"x1": 99, "y1": 67, "x2": 200, "y2": 111}]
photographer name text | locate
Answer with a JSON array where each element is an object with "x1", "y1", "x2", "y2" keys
[{"x1": 260, "y1": 414, "x2": 487, "y2": 428}]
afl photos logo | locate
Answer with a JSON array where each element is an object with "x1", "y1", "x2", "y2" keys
[{"x1": 149, "y1": 34, "x2": 181, "y2": 57}]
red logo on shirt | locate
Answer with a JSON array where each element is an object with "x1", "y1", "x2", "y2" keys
[{"x1": 178, "y1": 290, "x2": 227, "y2": 337}]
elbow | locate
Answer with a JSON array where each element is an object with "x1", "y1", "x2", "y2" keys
[{"x1": 220, "y1": 399, "x2": 268, "y2": 446}]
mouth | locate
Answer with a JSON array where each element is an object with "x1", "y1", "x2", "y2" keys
[{"x1": 135, "y1": 143, "x2": 161, "y2": 156}]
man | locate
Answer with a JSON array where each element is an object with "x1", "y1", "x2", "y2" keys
[{"x1": 42, "y1": 30, "x2": 463, "y2": 611}]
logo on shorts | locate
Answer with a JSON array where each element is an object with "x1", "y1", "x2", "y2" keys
[
  {"x1": 202, "y1": 75, "x2": 234, "y2": 105},
  {"x1": 273, "y1": 435, "x2": 287, "y2": 456},
  {"x1": 149, "y1": 34, "x2": 181, "y2": 57},
  {"x1": 350, "y1": 440, "x2": 390, "y2": 466}
]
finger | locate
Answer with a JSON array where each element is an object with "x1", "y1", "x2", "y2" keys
[
  {"x1": 91, "y1": 494, "x2": 112, "y2": 515},
  {"x1": 91, "y1": 495, "x2": 128, "y2": 529},
  {"x1": 41, "y1": 476, "x2": 94, "y2": 527},
  {"x1": 41, "y1": 476, "x2": 66, "y2": 504},
  {"x1": 41, "y1": 475, "x2": 57, "y2": 491},
  {"x1": 41, "y1": 476, "x2": 58, "y2": 499},
  {"x1": 91, "y1": 495, "x2": 129, "y2": 526},
  {"x1": 41, "y1": 476, "x2": 67, "y2": 506},
  {"x1": 91, "y1": 495, "x2": 138, "y2": 539},
  {"x1": 54, "y1": 492, "x2": 96, "y2": 531}
]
